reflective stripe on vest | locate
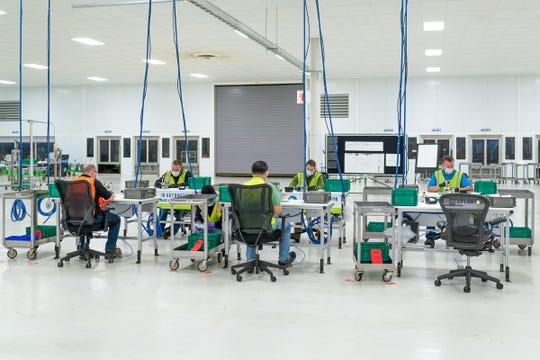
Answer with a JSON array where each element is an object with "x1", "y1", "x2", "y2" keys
[
  {"x1": 296, "y1": 171, "x2": 322, "y2": 189},
  {"x1": 163, "y1": 169, "x2": 188, "y2": 186}
]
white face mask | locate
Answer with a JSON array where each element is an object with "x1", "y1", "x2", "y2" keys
[
  {"x1": 444, "y1": 167, "x2": 454, "y2": 175},
  {"x1": 306, "y1": 169, "x2": 314, "y2": 177},
  {"x1": 171, "y1": 170, "x2": 180, "y2": 177}
]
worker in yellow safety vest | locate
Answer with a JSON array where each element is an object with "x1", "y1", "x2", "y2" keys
[{"x1": 289, "y1": 159, "x2": 324, "y2": 190}]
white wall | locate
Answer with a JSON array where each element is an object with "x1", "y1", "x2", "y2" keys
[{"x1": 2, "y1": 74, "x2": 540, "y2": 182}]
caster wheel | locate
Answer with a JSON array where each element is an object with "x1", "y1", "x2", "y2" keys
[
  {"x1": 190, "y1": 259, "x2": 195, "y2": 263},
  {"x1": 7, "y1": 248, "x2": 17, "y2": 259},
  {"x1": 198, "y1": 260, "x2": 208, "y2": 272},
  {"x1": 481, "y1": 278, "x2": 488, "y2": 282},
  {"x1": 354, "y1": 271, "x2": 363, "y2": 281},
  {"x1": 217, "y1": 252, "x2": 223, "y2": 263},
  {"x1": 58, "y1": 261, "x2": 64, "y2": 268},
  {"x1": 518, "y1": 244, "x2": 526, "y2": 250},
  {"x1": 383, "y1": 271, "x2": 392, "y2": 282},
  {"x1": 236, "y1": 275, "x2": 242, "y2": 282},
  {"x1": 270, "y1": 276, "x2": 277, "y2": 282},
  {"x1": 283, "y1": 269, "x2": 289, "y2": 276},
  {"x1": 231, "y1": 268, "x2": 237, "y2": 275},
  {"x1": 463, "y1": 286, "x2": 471, "y2": 293},
  {"x1": 86, "y1": 262, "x2": 92, "y2": 269},
  {"x1": 434, "y1": 279, "x2": 441, "y2": 286},
  {"x1": 448, "y1": 276, "x2": 453, "y2": 280},
  {"x1": 65, "y1": 258, "x2": 70, "y2": 262},
  {"x1": 26, "y1": 249, "x2": 37, "y2": 260},
  {"x1": 95, "y1": 256, "x2": 100, "y2": 262},
  {"x1": 169, "y1": 259, "x2": 179, "y2": 270},
  {"x1": 496, "y1": 283, "x2": 504, "y2": 290}
]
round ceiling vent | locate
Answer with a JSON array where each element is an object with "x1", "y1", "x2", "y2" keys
[{"x1": 192, "y1": 52, "x2": 222, "y2": 60}]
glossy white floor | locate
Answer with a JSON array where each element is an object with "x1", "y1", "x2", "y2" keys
[{"x1": 1, "y1": 180, "x2": 539, "y2": 360}]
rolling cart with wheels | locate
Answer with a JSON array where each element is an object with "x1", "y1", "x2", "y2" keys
[
  {"x1": 168, "y1": 194, "x2": 226, "y2": 272},
  {"x1": 2, "y1": 190, "x2": 58, "y2": 260},
  {"x1": 353, "y1": 201, "x2": 395, "y2": 282},
  {"x1": 498, "y1": 189, "x2": 534, "y2": 256}
]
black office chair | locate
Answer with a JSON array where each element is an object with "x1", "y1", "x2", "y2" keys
[
  {"x1": 55, "y1": 179, "x2": 113, "y2": 268},
  {"x1": 228, "y1": 184, "x2": 290, "y2": 282},
  {"x1": 434, "y1": 193, "x2": 504, "y2": 292}
]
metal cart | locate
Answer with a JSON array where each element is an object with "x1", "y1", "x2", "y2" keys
[
  {"x1": 361, "y1": 186, "x2": 393, "y2": 242},
  {"x1": 2, "y1": 190, "x2": 59, "y2": 259},
  {"x1": 498, "y1": 189, "x2": 535, "y2": 256},
  {"x1": 168, "y1": 194, "x2": 226, "y2": 272},
  {"x1": 353, "y1": 201, "x2": 395, "y2": 282}
]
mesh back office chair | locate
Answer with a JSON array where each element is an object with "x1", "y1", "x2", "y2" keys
[
  {"x1": 55, "y1": 179, "x2": 113, "y2": 268},
  {"x1": 228, "y1": 184, "x2": 290, "y2": 282},
  {"x1": 434, "y1": 193, "x2": 504, "y2": 292}
]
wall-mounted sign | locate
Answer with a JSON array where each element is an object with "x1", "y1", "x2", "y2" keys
[
  {"x1": 480, "y1": 128, "x2": 491, "y2": 132},
  {"x1": 383, "y1": 128, "x2": 394, "y2": 132},
  {"x1": 431, "y1": 128, "x2": 441, "y2": 132},
  {"x1": 142, "y1": 130, "x2": 150, "y2": 133},
  {"x1": 104, "y1": 130, "x2": 112, "y2": 134}
]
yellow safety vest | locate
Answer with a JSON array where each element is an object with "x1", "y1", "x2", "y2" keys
[{"x1": 434, "y1": 169, "x2": 463, "y2": 193}]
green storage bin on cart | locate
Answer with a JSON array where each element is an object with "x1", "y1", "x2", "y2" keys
[
  {"x1": 187, "y1": 232, "x2": 222, "y2": 251},
  {"x1": 474, "y1": 180, "x2": 497, "y2": 195},
  {"x1": 324, "y1": 179, "x2": 351, "y2": 192},
  {"x1": 391, "y1": 187, "x2": 418, "y2": 206},
  {"x1": 26, "y1": 225, "x2": 57, "y2": 239},
  {"x1": 509, "y1": 227, "x2": 532, "y2": 238},
  {"x1": 48, "y1": 183, "x2": 60, "y2": 198},
  {"x1": 219, "y1": 186, "x2": 231, "y2": 202},
  {"x1": 354, "y1": 242, "x2": 392, "y2": 264},
  {"x1": 188, "y1": 176, "x2": 211, "y2": 190},
  {"x1": 367, "y1": 221, "x2": 392, "y2": 233}
]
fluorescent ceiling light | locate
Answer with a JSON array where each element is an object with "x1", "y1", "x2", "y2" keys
[
  {"x1": 24, "y1": 63, "x2": 48, "y2": 70},
  {"x1": 143, "y1": 59, "x2": 166, "y2": 65},
  {"x1": 72, "y1": 37, "x2": 104, "y2": 46},
  {"x1": 86, "y1": 76, "x2": 108, "y2": 82},
  {"x1": 423, "y1": 21, "x2": 445, "y2": 31},
  {"x1": 190, "y1": 73, "x2": 208, "y2": 79},
  {"x1": 426, "y1": 67, "x2": 441, "y2": 73},
  {"x1": 425, "y1": 49, "x2": 442, "y2": 56},
  {"x1": 234, "y1": 30, "x2": 248, "y2": 39},
  {"x1": 275, "y1": 54, "x2": 285, "y2": 61},
  {"x1": 0, "y1": 80, "x2": 16, "y2": 85},
  {"x1": 0, "y1": 10, "x2": 7, "y2": 15}
]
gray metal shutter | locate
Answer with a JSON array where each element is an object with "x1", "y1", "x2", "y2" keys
[
  {"x1": 215, "y1": 84, "x2": 304, "y2": 176},
  {"x1": 0, "y1": 101, "x2": 20, "y2": 120}
]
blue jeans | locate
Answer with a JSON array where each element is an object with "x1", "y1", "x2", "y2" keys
[
  {"x1": 246, "y1": 218, "x2": 291, "y2": 262},
  {"x1": 159, "y1": 208, "x2": 186, "y2": 235},
  {"x1": 79, "y1": 212, "x2": 121, "y2": 251}
]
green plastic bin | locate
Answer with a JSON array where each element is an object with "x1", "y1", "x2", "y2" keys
[
  {"x1": 26, "y1": 225, "x2": 57, "y2": 239},
  {"x1": 509, "y1": 227, "x2": 532, "y2": 238},
  {"x1": 219, "y1": 186, "x2": 231, "y2": 202},
  {"x1": 48, "y1": 183, "x2": 60, "y2": 198},
  {"x1": 354, "y1": 242, "x2": 392, "y2": 264},
  {"x1": 391, "y1": 187, "x2": 418, "y2": 206},
  {"x1": 367, "y1": 221, "x2": 392, "y2": 233},
  {"x1": 188, "y1": 177, "x2": 211, "y2": 190},
  {"x1": 324, "y1": 179, "x2": 351, "y2": 192},
  {"x1": 187, "y1": 232, "x2": 222, "y2": 251},
  {"x1": 474, "y1": 180, "x2": 497, "y2": 195}
]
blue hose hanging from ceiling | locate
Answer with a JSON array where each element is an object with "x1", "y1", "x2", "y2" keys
[
  {"x1": 18, "y1": 0, "x2": 23, "y2": 191},
  {"x1": 46, "y1": 0, "x2": 51, "y2": 184},
  {"x1": 172, "y1": 0, "x2": 195, "y2": 193},
  {"x1": 395, "y1": 0, "x2": 409, "y2": 188},
  {"x1": 302, "y1": 0, "x2": 308, "y2": 195},
  {"x1": 134, "y1": 0, "x2": 153, "y2": 188}
]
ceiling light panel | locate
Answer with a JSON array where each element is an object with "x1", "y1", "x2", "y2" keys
[
  {"x1": 425, "y1": 49, "x2": 442, "y2": 56},
  {"x1": 0, "y1": 10, "x2": 7, "y2": 15},
  {"x1": 426, "y1": 67, "x2": 441, "y2": 73},
  {"x1": 190, "y1": 73, "x2": 208, "y2": 79},
  {"x1": 143, "y1": 59, "x2": 166, "y2": 65},
  {"x1": 72, "y1": 37, "x2": 104, "y2": 46},
  {"x1": 423, "y1": 21, "x2": 445, "y2": 31},
  {"x1": 24, "y1": 64, "x2": 48, "y2": 70},
  {"x1": 0, "y1": 80, "x2": 16, "y2": 85},
  {"x1": 86, "y1": 76, "x2": 108, "y2": 82}
]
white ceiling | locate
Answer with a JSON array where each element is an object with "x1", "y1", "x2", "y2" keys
[{"x1": 1, "y1": 0, "x2": 540, "y2": 87}]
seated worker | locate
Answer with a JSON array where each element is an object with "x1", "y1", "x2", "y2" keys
[
  {"x1": 194, "y1": 185, "x2": 222, "y2": 233},
  {"x1": 75, "y1": 164, "x2": 122, "y2": 258},
  {"x1": 245, "y1": 160, "x2": 296, "y2": 267},
  {"x1": 427, "y1": 155, "x2": 473, "y2": 193},
  {"x1": 289, "y1": 159, "x2": 324, "y2": 190},
  {"x1": 155, "y1": 159, "x2": 192, "y2": 239}
]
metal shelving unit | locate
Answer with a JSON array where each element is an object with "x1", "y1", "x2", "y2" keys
[{"x1": 498, "y1": 188, "x2": 535, "y2": 256}]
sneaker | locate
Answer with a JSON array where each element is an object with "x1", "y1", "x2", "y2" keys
[
  {"x1": 105, "y1": 248, "x2": 122, "y2": 258},
  {"x1": 163, "y1": 227, "x2": 171, "y2": 240},
  {"x1": 278, "y1": 251, "x2": 296, "y2": 267}
]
